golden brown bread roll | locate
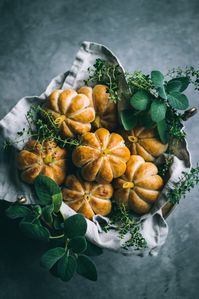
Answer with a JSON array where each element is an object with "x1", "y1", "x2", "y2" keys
[
  {"x1": 114, "y1": 155, "x2": 164, "y2": 215},
  {"x1": 62, "y1": 174, "x2": 113, "y2": 219},
  {"x1": 72, "y1": 128, "x2": 130, "y2": 183},
  {"x1": 121, "y1": 127, "x2": 168, "y2": 161},
  {"x1": 46, "y1": 88, "x2": 95, "y2": 138},
  {"x1": 78, "y1": 85, "x2": 118, "y2": 131},
  {"x1": 16, "y1": 140, "x2": 67, "y2": 185}
]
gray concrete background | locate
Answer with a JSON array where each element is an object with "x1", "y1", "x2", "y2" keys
[{"x1": 0, "y1": 0, "x2": 199, "y2": 298}]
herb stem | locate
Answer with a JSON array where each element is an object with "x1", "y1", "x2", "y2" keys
[{"x1": 49, "y1": 233, "x2": 64, "y2": 240}]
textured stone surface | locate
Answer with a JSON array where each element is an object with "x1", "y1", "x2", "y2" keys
[{"x1": 0, "y1": 0, "x2": 199, "y2": 298}]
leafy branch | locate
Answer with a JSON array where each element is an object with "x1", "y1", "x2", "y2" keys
[
  {"x1": 85, "y1": 58, "x2": 122, "y2": 103},
  {"x1": 5, "y1": 175, "x2": 102, "y2": 282},
  {"x1": 104, "y1": 203, "x2": 146, "y2": 250},
  {"x1": 167, "y1": 166, "x2": 199, "y2": 204}
]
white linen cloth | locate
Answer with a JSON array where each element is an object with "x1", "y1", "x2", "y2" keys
[{"x1": 0, "y1": 41, "x2": 190, "y2": 255}]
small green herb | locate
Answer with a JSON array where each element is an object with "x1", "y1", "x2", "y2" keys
[
  {"x1": 4, "y1": 105, "x2": 80, "y2": 150},
  {"x1": 158, "y1": 156, "x2": 173, "y2": 179},
  {"x1": 104, "y1": 203, "x2": 146, "y2": 250},
  {"x1": 126, "y1": 71, "x2": 153, "y2": 93},
  {"x1": 85, "y1": 58, "x2": 122, "y2": 103},
  {"x1": 166, "y1": 108, "x2": 186, "y2": 141},
  {"x1": 167, "y1": 166, "x2": 199, "y2": 204}
]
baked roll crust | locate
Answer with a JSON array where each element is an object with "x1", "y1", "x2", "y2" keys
[
  {"x1": 121, "y1": 127, "x2": 168, "y2": 161},
  {"x1": 72, "y1": 128, "x2": 130, "y2": 183},
  {"x1": 62, "y1": 174, "x2": 113, "y2": 219},
  {"x1": 16, "y1": 140, "x2": 67, "y2": 184},
  {"x1": 114, "y1": 155, "x2": 164, "y2": 214}
]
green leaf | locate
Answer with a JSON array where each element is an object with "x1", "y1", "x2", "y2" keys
[
  {"x1": 167, "y1": 77, "x2": 189, "y2": 92},
  {"x1": 68, "y1": 236, "x2": 87, "y2": 253},
  {"x1": 84, "y1": 240, "x2": 103, "y2": 256},
  {"x1": 166, "y1": 79, "x2": 182, "y2": 93},
  {"x1": 52, "y1": 193, "x2": 62, "y2": 213},
  {"x1": 19, "y1": 222, "x2": 50, "y2": 241},
  {"x1": 157, "y1": 86, "x2": 167, "y2": 100},
  {"x1": 151, "y1": 70, "x2": 164, "y2": 88},
  {"x1": 120, "y1": 110, "x2": 137, "y2": 130},
  {"x1": 42, "y1": 205, "x2": 54, "y2": 225},
  {"x1": 34, "y1": 175, "x2": 61, "y2": 205},
  {"x1": 130, "y1": 90, "x2": 151, "y2": 111},
  {"x1": 53, "y1": 213, "x2": 64, "y2": 230},
  {"x1": 150, "y1": 100, "x2": 167, "y2": 122},
  {"x1": 157, "y1": 119, "x2": 168, "y2": 144},
  {"x1": 32, "y1": 205, "x2": 42, "y2": 217},
  {"x1": 5, "y1": 204, "x2": 32, "y2": 219},
  {"x1": 40, "y1": 247, "x2": 65, "y2": 270},
  {"x1": 57, "y1": 254, "x2": 77, "y2": 281},
  {"x1": 64, "y1": 214, "x2": 87, "y2": 239},
  {"x1": 167, "y1": 92, "x2": 189, "y2": 110},
  {"x1": 77, "y1": 255, "x2": 97, "y2": 281}
]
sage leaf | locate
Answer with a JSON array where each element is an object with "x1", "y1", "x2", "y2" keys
[
  {"x1": 64, "y1": 214, "x2": 87, "y2": 239},
  {"x1": 32, "y1": 205, "x2": 42, "y2": 217},
  {"x1": 57, "y1": 254, "x2": 77, "y2": 281},
  {"x1": 157, "y1": 119, "x2": 168, "y2": 144},
  {"x1": 40, "y1": 247, "x2": 65, "y2": 270},
  {"x1": 167, "y1": 77, "x2": 189, "y2": 92},
  {"x1": 151, "y1": 70, "x2": 164, "y2": 88},
  {"x1": 120, "y1": 110, "x2": 137, "y2": 130},
  {"x1": 166, "y1": 80, "x2": 182, "y2": 93},
  {"x1": 5, "y1": 204, "x2": 31, "y2": 219},
  {"x1": 77, "y1": 255, "x2": 97, "y2": 281},
  {"x1": 68, "y1": 236, "x2": 87, "y2": 253},
  {"x1": 20, "y1": 222, "x2": 50, "y2": 241},
  {"x1": 52, "y1": 193, "x2": 62, "y2": 213},
  {"x1": 130, "y1": 90, "x2": 151, "y2": 111},
  {"x1": 53, "y1": 213, "x2": 64, "y2": 230},
  {"x1": 157, "y1": 86, "x2": 167, "y2": 100},
  {"x1": 150, "y1": 100, "x2": 167, "y2": 122},
  {"x1": 34, "y1": 175, "x2": 61, "y2": 205},
  {"x1": 167, "y1": 92, "x2": 189, "y2": 110},
  {"x1": 83, "y1": 240, "x2": 103, "y2": 256},
  {"x1": 42, "y1": 204, "x2": 54, "y2": 225}
]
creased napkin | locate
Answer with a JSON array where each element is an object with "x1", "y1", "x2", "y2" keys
[{"x1": 0, "y1": 41, "x2": 191, "y2": 255}]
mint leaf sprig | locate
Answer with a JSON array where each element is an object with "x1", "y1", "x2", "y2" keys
[
  {"x1": 85, "y1": 58, "x2": 122, "y2": 103},
  {"x1": 122, "y1": 70, "x2": 191, "y2": 144},
  {"x1": 167, "y1": 166, "x2": 199, "y2": 205},
  {"x1": 5, "y1": 175, "x2": 102, "y2": 282}
]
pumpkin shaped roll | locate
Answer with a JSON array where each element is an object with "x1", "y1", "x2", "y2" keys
[
  {"x1": 62, "y1": 174, "x2": 113, "y2": 219},
  {"x1": 72, "y1": 128, "x2": 130, "y2": 183},
  {"x1": 16, "y1": 139, "x2": 67, "y2": 185},
  {"x1": 46, "y1": 88, "x2": 95, "y2": 138},
  {"x1": 78, "y1": 85, "x2": 118, "y2": 131},
  {"x1": 122, "y1": 127, "x2": 168, "y2": 162},
  {"x1": 114, "y1": 155, "x2": 164, "y2": 215}
]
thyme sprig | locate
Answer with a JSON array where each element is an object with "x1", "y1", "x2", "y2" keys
[
  {"x1": 4, "y1": 105, "x2": 80, "y2": 149},
  {"x1": 126, "y1": 71, "x2": 154, "y2": 94},
  {"x1": 85, "y1": 58, "x2": 122, "y2": 103},
  {"x1": 167, "y1": 166, "x2": 199, "y2": 204},
  {"x1": 104, "y1": 203, "x2": 146, "y2": 250},
  {"x1": 158, "y1": 155, "x2": 173, "y2": 179}
]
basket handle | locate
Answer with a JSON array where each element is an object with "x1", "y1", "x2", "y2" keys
[{"x1": 181, "y1": 107, "x2": 197, "y2": 121}]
